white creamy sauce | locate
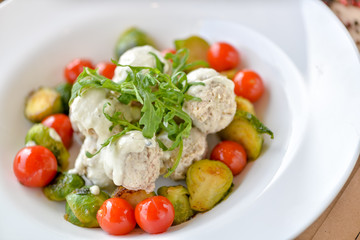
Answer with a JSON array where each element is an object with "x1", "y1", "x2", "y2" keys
[
  {"x1": 112, "y1": 45, "x2": 171, "y2": 83},
  {"x1": 25, "y1": 141, "x2": 36, "y2": 147},
  {"x1": 90, "y1": 185, "x2": 100, "y2": 195},
  {"x1": 102, "y1": 131, "x2": 156, "y2": 186},
  {"x1": 49, "y1": 128, "x2": 62, "y2": 142}
]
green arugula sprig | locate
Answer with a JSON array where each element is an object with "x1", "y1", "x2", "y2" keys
[{"x1": 71, "y1": 48, "x2": 205, "y2": 177}]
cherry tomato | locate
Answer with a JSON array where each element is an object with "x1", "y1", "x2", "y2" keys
[
  {"x1": 207, "y1": 42, "x2": 240, "y2": 71},
  {"x1": 96, "y1": 62, "x2": 117, "y2": 79},
  {"x1": 161, "y1": 48, "x2": 176, "y2": 56},
  {"x1": 13, "y1": 146, "x2": 58, "y2": 187},
  {"x1": 64, "y1": 58, "x2": 94, "y2": 84},
  {"x1": 210, "y1": 141, "x2": 247, "y2": 176},
  {"x1": 42, "y1": 114, "x2": 73, "y2": 149},
  {"x1": 97, "y1": 198, "x2": 136, "y2": 235},
  {"x1": 233, "y1": 70, "x2": 265, "y2": 102},
  {"x1": 135, "y1": 196, "x2": 174, "y2": 234}
]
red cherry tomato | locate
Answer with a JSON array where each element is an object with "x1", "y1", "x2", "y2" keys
[
  {"x1": 42, "y1": 114, "x2": 73, "y2": 149},
  {"x1": 161, "y1": 48, "x2": 176, "y2": 56},
  {"x1": 135, "y1": 196, "x2": 174, "y2": 234},
  {"x1": 210, "y1": 141, "x2": 247, "y2": 176},
  {"x1": 97, "y1": 198, "x2": 136, "y2": 235},
  {"x1": 13, "y1": 146, "x2": 58, "y2": 187},
  {"x1": 233, "y1": 70, "x2": 265, "y2": 102},
  {"x1": 207, "y1": 42, "x2": 240, "y2": 71},
  {"x1": 96, "y1": 62, "x2": 117, "y2": 79},
  {"x1": 64, "y1": 58, "x2": 94, "y2": 84}
]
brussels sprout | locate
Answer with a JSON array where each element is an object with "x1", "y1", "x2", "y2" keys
[
  {"x1": 64, "y1": 186, "x2": 109, "y2": 228},
  {"x1": 43, "y1": 172, "x2": 85, "y2": 201},
  {"x1": 219, "y1": 111, "x2": 273, "y2": 160},
  {"x1": 111, "y1": 186, "x2": 155, "y2": 209},
  {"x1": 157, "y1": 185, "x2": 194, "y2": 225},
  {"x1": 25, "y1": 124, "x2": 69, "y2": 170},
  {"x1": 186, "y1": 159, "x2": 233, "y2": 212},
  {"x1": 174, "y1": 35, "x2": 210, "y2": 70},
  {"x1": 115, "y1": 27, "x2": 156, "y2": 60},
  {"x1": 235, "y1": 96, "x2": 256, "y2": 116},
  {"x1": 55, "y1": 82, "x2": 72, "y2": 114},
  {"x1": 25, "y1": 87, "x2": 64, "y2": 122},
  {"x1": 220, "y1": 69, "x2": 238, "y2": 80}
]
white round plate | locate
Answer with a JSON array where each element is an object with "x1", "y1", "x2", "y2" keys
[{"x1": 0, "y1": 0, "x2": 360, "y2": 239}]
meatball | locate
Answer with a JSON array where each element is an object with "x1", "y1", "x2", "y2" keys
[
  {"x1": 101, "y1": 131, "x2": 162, "y2": 193},
  {"x1": 183, "y1": 68, "x2": 236, "y2": 134},
  {"x1": 158, "y1": 127, "x2": 207, "y2": 180},
  {"x1": 112, "y1": 45, "x2": 171, "y2": 83},
  {"x1": 70, "y1": 88, "x2": 140, "y2": 142}
]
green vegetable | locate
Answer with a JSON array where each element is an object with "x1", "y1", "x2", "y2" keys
[
  {"x1": 235, "y1": 96, "x2": 256, "y2": 116},
  {"x1": 25, "y1": 124, "x2": 69, "y2": 170},
  {"x1": 219, "y1": 110, "x2": 273, "y2": 160},
  {"x1": 115, "y1": 27, "x2": 156, "y2": 60},
  {"x1": 174, "y1": 36, "x2": 210, "y2": 71},
  {"x1": 111, "y1": 186, "x2": 155, "y2": 209},
  {"x1": 70, "y1": 48, "x2": 205, "y2": 177},
  {"x1": 55, "y1": 82, "x2": 72, "y2": 114},
  {"x1": 43, "y1": 172, "x2": 85, "y2": 201},
  {"x1": 24, "y1": 87, "x2": 63, "y2": 122},
  {"x1": 157, "y1": 185, "x2": 194, "y2": 225},
  {"x1": 64, "y1": 186, "x2": 109, "y2": 228},
  {"x1": 186, "y1": 159, "x2": 233, "y2": 212}
]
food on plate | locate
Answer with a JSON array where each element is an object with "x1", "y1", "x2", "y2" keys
[
  {"x1": 233, "y1": 69, "x2": 265, "y2": 102},
  {"x1": 14, "y1": 27, "x2": 274, "y2": 235},
  {"x1": 174, "y1": 35, "x2": 210, "y2": 70},
  {"x1": 111, "y1": 186, "x2": 156, "y2": 209},
  {"x1": 114, "y1": 27, "x2": 156, "y2": 60},
  {"x1": 95, "y1": 61, "x2": 117, "y2": 79},
  {"x1": 234, "y1": 95, "x2": 256, "y2": 115},
  {"x1": 207, "y1": 42, "x2": 240, "y2": 72},
  {"x1": 25, "y1": 124, "x2": 69, "y2": 170},
  {"x1": 43, "y1": 172, "x2": 85, "y2": 201},
  {"x1": 219, "y1": 111, "x2": 273, "y2": 160},
  {"x1": 157, "y1": 185, "x2": 194, "y2": 225},
  {"x1": 186, "y1": 159, "x2": 233, "y2": 212},
  {"x1": 65, "y1": 186, "x2": 109, "y2": 228},
  {"x1": 97, "y1": 198, "x2": 136, "y2": 235},
  {"x1": 210, "y1": 140, "x2": 247, "y2": 176},
  {"x1": 13, "y1": 145, "x2": 58, "y2": 187},
  {"x1": 158, "y1": 127, "x2": 207, "y2": 180},
  {"x1": 25, "y1": 87, "x2": 64, "y2": 122},
  {"x1": 183, "y1": 68, "x2": 237, "y2": 134},
  {"x1": 55, "y1": 82, "x2": 72, "y2": 114},
  {"x1": 64, "y1": 58, "x2": 94, "y2": 84},
  {"x1": 41, "y1": 114, "x2": 74, "y2": 149},
  {"x1": 135, "y1": 196, "x2": 175, "y2": 234}
]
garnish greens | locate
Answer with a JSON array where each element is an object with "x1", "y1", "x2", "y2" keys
[{"x1": 70, "y1": 48, "x2": 207, "y2": 177}]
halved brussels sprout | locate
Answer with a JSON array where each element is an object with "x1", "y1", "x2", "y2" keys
[
  {"x1": 25, "y1": 124, "x2": 69, "y2": 170},
  {"x1": 43, "y1": 172, "x2": 85, "y2": 201},
  {"x1": 25, "y1": 87, "x2": 64, "y2": 122},
  {"x1": 174, "y1": 35, "x2": 210, "y2": 70},
  {"x1": 235, "y1": 96, "x2": 256, "y2": 116},
  {"x1": 186, "y1": 159, "x2": 233, "y2": 212},
  {"x1": 220, "y1": 69, "x2": 238, "y2": 80},
  {"x1": 64, "y1": 186, "x2": 109, "y2": 228},
  {"x1": 111, "y1": 186, "x2": 155, "y2": 209},
  {"x1": 55, "y1": 82, "x2": 72, "y2": 114},
  {"x1": 157, "y1": 185, "x2": 194, "y2": 225},
  {"x1": 115, "y1": 27, "x2": 156, "y2": 60},
  {"x1": 219, "y1": 111, "x2": 273, "y2": 160}
]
